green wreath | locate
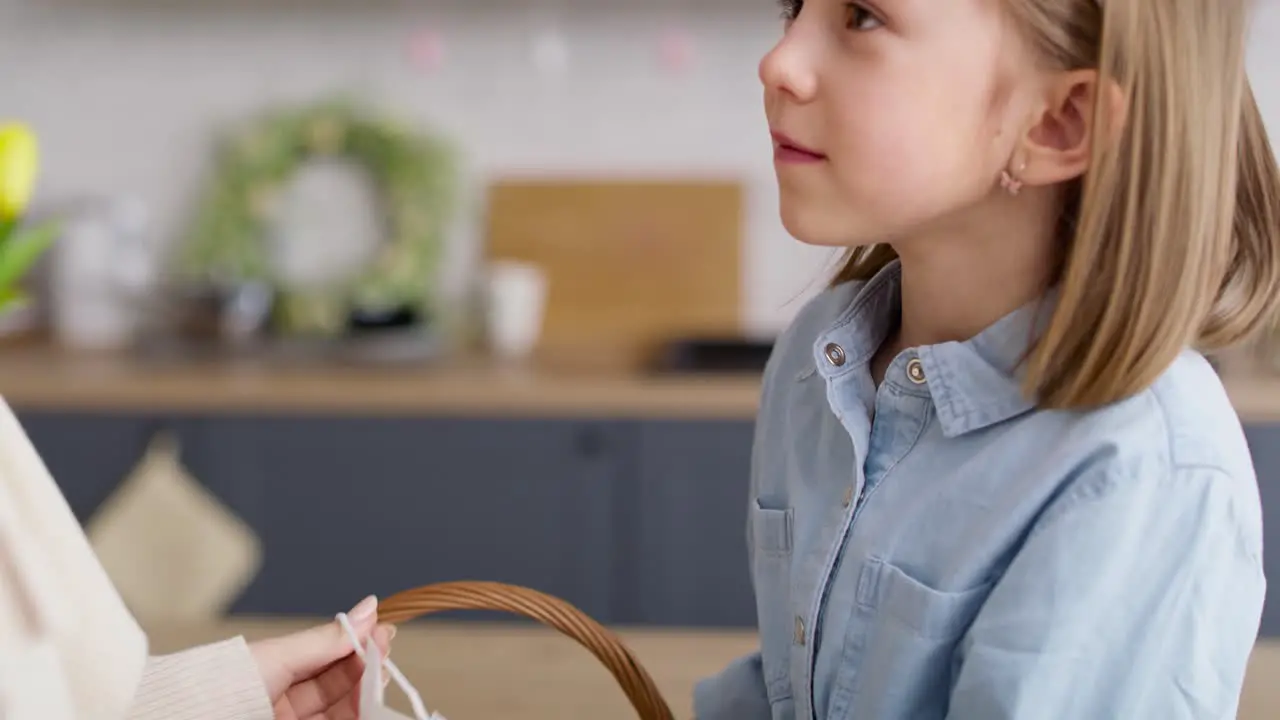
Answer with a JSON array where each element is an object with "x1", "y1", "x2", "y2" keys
[{"x1": 179, "y1": 97, "x2": 457, "y2": 336}]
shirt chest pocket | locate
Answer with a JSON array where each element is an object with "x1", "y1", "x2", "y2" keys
[
  {"x1": 851, "y1": 559, "x2": 993, "y2": 714},
  {"x1": 750, "y1": 501, "x2": 796, "y2": 704}
]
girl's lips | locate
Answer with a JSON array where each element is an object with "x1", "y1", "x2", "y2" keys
[{"x1": 770, "y1": 131, "x2": 827, "y2": 163}]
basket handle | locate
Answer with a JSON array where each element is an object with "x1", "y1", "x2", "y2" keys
[{"x1": 378, "y1": 581, "x2": 675, "y2": 720}]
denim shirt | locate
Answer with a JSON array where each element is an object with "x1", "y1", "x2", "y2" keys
[{"x1": 693, "y1": 261, "x2": 1266, "y2": 720}]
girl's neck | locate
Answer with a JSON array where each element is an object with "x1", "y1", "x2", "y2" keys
[{"x1": 871, "y1": 190, "x2": 1062, "y2": 383}]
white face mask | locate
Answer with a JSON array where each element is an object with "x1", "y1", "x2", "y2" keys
[{"x1": 337, "y1": 613, "x2": 446, "y2": 720}]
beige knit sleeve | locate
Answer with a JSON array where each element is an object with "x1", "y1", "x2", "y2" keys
[{"x1": 126, "y1": 637, "x2": 275, "y2": 720}]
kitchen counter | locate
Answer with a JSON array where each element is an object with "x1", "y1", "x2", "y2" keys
[
  {"x1": 0, "y1": 343, "x2": 761, "y2": 419},
  {"x1": 145, "y1": 618, "x2": 1280, "y2": 720},
  {"x1": 2, "y1": 343, "x2": 1280, "y2": 421}
]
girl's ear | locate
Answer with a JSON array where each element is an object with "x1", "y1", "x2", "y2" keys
[{"x1": 1018, "y1": 69, "x2": 1127, "y2": 187}]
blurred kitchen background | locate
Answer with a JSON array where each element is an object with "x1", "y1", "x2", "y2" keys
[{"x1": 0, "y1": 0, "x2": 1278, "y2": 717}]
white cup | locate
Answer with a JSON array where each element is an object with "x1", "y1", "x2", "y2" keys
[{"x1": 484, "y1": 260, "x2": 548, "y2": 360}]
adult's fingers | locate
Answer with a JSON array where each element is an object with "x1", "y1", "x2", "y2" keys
[{"x1": 286, "y1": 624, "x2": 394, "y2": 717}]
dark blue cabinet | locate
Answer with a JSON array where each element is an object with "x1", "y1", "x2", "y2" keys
[
  {"x1": 614, "y1": 420, "x2": 756, "y2": 628},
  {"x1": 16, "y1": 411, "x2": 162, "y2": 523},
  {"x1": 12, "y1": 408, "x2": 1277, "y2": 636},
  {"x1": 1246, "y1": 425, "x2": 1279, "y2": 637},
  {"x1": 173, "y1": 415, "x2": 623, "y2": 621}
]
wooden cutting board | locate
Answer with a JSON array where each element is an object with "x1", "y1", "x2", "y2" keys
[{"x1": 484, "y1": 178, "x2": 743, "y2": 371}]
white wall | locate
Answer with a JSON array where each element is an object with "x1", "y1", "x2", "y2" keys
[
  {"x1": 1250, "y1": 2, "x2": 1280, "y2": 153},
  {"x1": 0, "y1": 0, "x2": 1276, "y2": 337}
]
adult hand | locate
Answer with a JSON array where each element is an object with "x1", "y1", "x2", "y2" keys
[{"x1": 249, "y1": 595, "x2": 395, "y2": 720}]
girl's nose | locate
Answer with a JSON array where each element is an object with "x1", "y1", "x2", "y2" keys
[{"x1": 758, "y1": 27, "x2": 819, "y2": 103}]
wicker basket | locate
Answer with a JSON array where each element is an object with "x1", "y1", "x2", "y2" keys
[{"x1": 379, "y1": 581, "x2": 675, "y2": 720}]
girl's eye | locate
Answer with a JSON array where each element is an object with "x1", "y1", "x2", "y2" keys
[
  {"x1": 846, "y1": 3, "x2": 884, "y2": 31},
  {"x1": 776, "y1": 1, "x2": 882, "y2": 31}
]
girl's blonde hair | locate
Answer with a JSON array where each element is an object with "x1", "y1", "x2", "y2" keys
[{"x1": 830, "y1": 0, "x2": 1280, "y2": 409}]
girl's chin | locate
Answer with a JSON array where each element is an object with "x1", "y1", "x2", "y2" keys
[{"x1": 779, "y1": 207, "x2": 874, "y2": 249}]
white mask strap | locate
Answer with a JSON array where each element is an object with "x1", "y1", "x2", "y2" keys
[{"x1": 336, "y1": 611, "x2": 435, "y2": 720}]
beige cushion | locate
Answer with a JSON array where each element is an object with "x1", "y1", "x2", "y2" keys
[{"x1": 87, "y1": 433, "x2": 262, "y2": 624}]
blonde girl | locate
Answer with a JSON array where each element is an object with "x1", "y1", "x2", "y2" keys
[{"x1": 696, "y1": 0, "x2": 1279, "y2": 717}]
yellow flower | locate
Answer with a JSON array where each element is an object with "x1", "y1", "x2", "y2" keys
[{"x1": 0, "y1": 123, "x2": 39, "y2": 222}]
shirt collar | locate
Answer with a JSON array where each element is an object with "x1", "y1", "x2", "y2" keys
[{"x1": 821, "y1": 259, "x2": 1053, "y2": 437}]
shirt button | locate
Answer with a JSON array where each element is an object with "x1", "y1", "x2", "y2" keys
[
  {"x1": 823, "y1": 342, "x2": 846, "y2": 367},
  {"x1": 794, "y1": 616, "x2": 806, "y2": 645},
  {"x1": 842, "y1": 486, "x2": 854, "y2": 508},
  {"x1": 906, "y1": 358, "x2": 927, "y2": 384}
]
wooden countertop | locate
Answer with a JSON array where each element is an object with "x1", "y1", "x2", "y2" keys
[
  {"x1": 0, "y1": 343, "x2": 764, "y2": 419},
  {"x1": 147, "y1": 619, "x2": 758, "y2": 719},
  {"x1": 144, "y1": 618, "x2": 1280, "y2": 719},
  {"x1": 2, "y1": 343, "x2": 1280, "y2": 422}
]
